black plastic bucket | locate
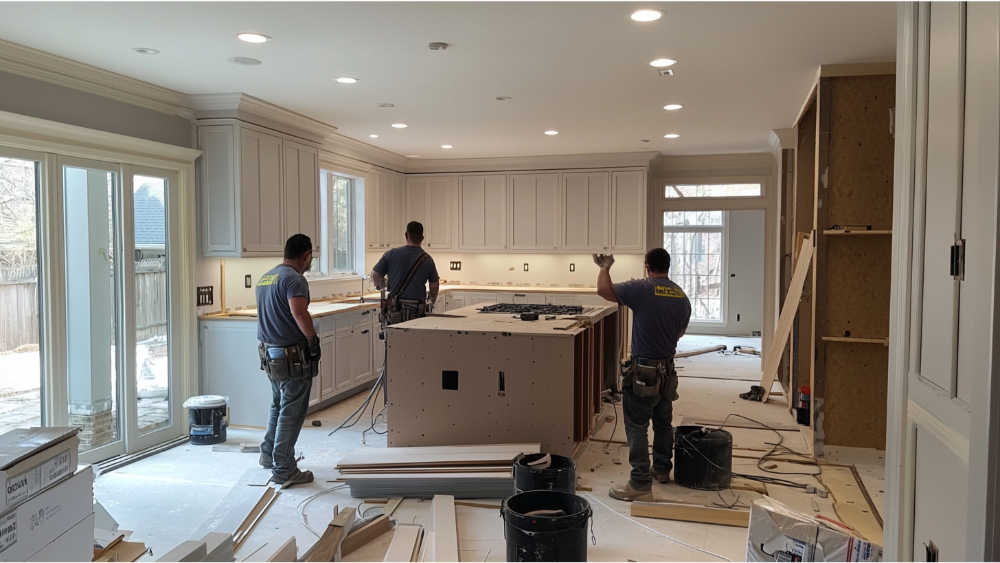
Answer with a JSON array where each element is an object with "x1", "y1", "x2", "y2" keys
[
  {"x1": 502, "y1": 491, "x2": 592, "y2": 562},
  {"x1": 513, "y1": 454, "x2": 577, "y2": 495},
  {"x1": 673, "y1": 425, "x2": 733, "y2": 490},
  {"x1": 182, "y1": 395, "x2": 229, "y2": 445}
]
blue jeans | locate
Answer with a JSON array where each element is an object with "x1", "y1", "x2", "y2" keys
[
  {"x1": 260, "y1": 377, "x2": 313, "y2": 478},
  {"x1": 622, "y1": 380, "x2": 677, "y2": 490}
]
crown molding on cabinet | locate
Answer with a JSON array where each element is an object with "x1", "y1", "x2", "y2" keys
[
  {"x1": 770, "y1": 129, "x2": 796, "y2": 156},
  {"x1": 321, "y1": 132, "x2": 408, "y2": 174},
  {"x1": 188, "y1": 93, "x2": 338, "y2": 144},
  {"x1": 0, "y1": 38, "x2": 195, "y2": 120},
  {"x1": 656, "y1": 152, "x2": 775, "y2": 173},
  {"x1": 404, "y1": 151, "x2": 658, "y2": 174}
]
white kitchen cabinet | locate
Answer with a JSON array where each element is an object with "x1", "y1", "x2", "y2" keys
[
  {"x1": 578, "y1": 294, "x2": 613, "y2": 306},
  {"x1": 353, "y1": 322, "x2": 373, "y2": 383},
  {"x1": 373, "y1": 323, "x2": 386, "y2": 376},
  {"x1": 546, "y1": 294, "x2": 580, "y2": 306},
  {"x1": 283, "y1": 140, "x2": 320, "y2": 251},
  {"x1": 335, "y1": 326, "x2": 353, "y2": 390},
  {"x1": 610, "y1": 170, "x2": 646, "y2": 252},
  {"x1": 459, "y1": 175, "x2": 507, "y2": 250},
  {"x1": 406, "y1": 176, "x2": 452, "y2": 249},
  {"x1": 509, "y1": 174, "x2": 559, "y2": 250},
  {"x1": 319, "y1": 334, "x2": 336, "y2": 399},
  {"x1": 560, "y1": 172, "x2": 610, "y2": 251},
  {"x1": 497, "y1": 292, "x2": 547, "y2": 304},
  {"x1": 239, "y1": 128, "x2": 285, "y2": 254},
  {"x1": 367, "y1": 168, "x2": 406, "y2": 250}
]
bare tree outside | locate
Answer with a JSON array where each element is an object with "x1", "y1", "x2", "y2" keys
[{"x1": 0, "y1": 158, "x2": 37, "y2": 282}]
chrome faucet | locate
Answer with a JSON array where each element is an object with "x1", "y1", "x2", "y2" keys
[{"x1": 360, "y1": 274, "x2": 370, "y2": 303}]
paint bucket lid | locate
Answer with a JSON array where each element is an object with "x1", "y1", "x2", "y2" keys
[{"x1": 183, "y1": 395, "x2": 228, "y2": 410}]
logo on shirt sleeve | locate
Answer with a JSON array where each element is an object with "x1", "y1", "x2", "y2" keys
[
  {"x1": 258, "y1": 274, "x2": 279, "y2": 287},
  {"x1": 654, "y1": 286, "x2": 686, "y2": 298}
]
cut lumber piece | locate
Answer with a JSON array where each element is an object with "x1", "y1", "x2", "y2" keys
[
  {"x1": 235, "y1": 490, "x2": 280, "y2": 551},
  {"x1": 455, "y1": 500, "x2": 502, "y2": 509},
  {"x1": 674, "y1": 344, "x2": 726, "y2": 358},
  {"x1": 431, "y1": 495, "x2": 459, "y2": 562},
  {"x1": 248, "y1": 468, "x2": 273, "y2": 486},
  {"x1": 384, "y1": 497, "x2": 404, "y2": 517},
  {"x1": 819, "y1": 465, "x2": 883, "y2": 545},
  {"x1": 157, "y1": 540, "x2": 208, "y2": 562},
  {"x1": 234, "y1": 487, "x2": 276, "y2": 546},
  {"x1": 95, "y1": 541, "x2": 147, "y2": 562},
  {"x1": 821, "y1": 336, "x2": 889, "y2": 345},
  {"x1": 265, "y1": 538, "x2": 297, "y2": 562},
  {"x1": 680, "y1": 417, "x2": 802, "y2": 432},
  {"x1": 821, "y1": 229, "x2": 892, "y2": 235},
  {"x1": 758, "y1": 234, "x2": 813, "y2": 394},
  {"x1": 384, "y1": 524, "x2": 423, "y2": 563},
  {"x1": 418, "y1": 531, "x2": 434, "y2": 563},
  {"x1": 305, "y1": 507, "x2": 356, "y2": 562},
  {"x1": 631, "y1": 501, "x2": 750, "y2": 528},
  {"x1": 730, "y1": 478, "x2": 768, "y2": 495},
  {"x1": 342, "y1": 515, "x2": 392, "y2": 556},
  {"x1": 200, "y1": 532, "x2": 235, "y2": 562},
  {"x1": 192, "y1": 469, "x2": 270, "y2": 538}
]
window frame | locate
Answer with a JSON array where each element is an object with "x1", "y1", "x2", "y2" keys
[
  {"x1": 662, "y1": 181, "x2": 765, "y2": 201},
  {"x1": 662, "y1": 210, "x2": 730, "y2": 325},
  {"x1": 310, "y1": 168, "x2": 365, "y2": 280}
]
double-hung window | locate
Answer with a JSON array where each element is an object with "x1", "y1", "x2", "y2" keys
[
  {"x1": 310, "y1": 170, "x2": 359, "y2": 277},
  {"x1": 662, "y1": 211, "x2": 726, "y2": 322}
]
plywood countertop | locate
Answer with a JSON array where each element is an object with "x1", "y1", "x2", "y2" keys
[{"x1": 385, "y1": 303, "x2": 618, "y2": 336}]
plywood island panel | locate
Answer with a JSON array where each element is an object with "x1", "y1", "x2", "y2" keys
[{"x1": 385, "y1": 304, "x2": 621, "y2": 456}]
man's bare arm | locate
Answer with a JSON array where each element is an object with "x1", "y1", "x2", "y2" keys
[
  {"x1": 371, "y1": 270, "x2": 385, "y2": 290},
  {"x1": 428, "y1": 281, "x2": 440, "y2": 304},
  {"x1": 596, "y1": 267, "x2": 618, "y2": 303},
  {"x1": 289, "y1": 296, "x2": 316, "y2": 339}
]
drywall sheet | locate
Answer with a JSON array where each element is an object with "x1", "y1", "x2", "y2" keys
[{"x1": 387, "y1": 330, "x2": 576, "y2": 455}]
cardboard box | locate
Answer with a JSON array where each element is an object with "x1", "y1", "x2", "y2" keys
[
  {"x1": 26, "y1": 513, "x2": 94, "y2": 562},
  {"x1": 0, "y1": 465, "x2": 94, "y2": 562},
  {"x1": 746, "y1": 497, "x2": 882, "y2": 562},
  {"x1": 0, "y1": 427, "x2": 80, "y2": 514}
]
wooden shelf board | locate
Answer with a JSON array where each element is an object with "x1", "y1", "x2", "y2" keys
[
  {"x1": 821, "y1": 336, "x2": 889, "y2": 346},
  {"x1": 822, "y1": 230, "x2": 892, "y2": 236}
]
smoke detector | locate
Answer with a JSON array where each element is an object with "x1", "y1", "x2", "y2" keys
[{"x1": 428, "y1": 42, "x2": 450, "y2": 51}]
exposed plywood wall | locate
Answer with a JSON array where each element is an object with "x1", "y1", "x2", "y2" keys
[
  {"x1": 824, "y1": 238, "x2": 892, "y2": 338},
  {"x1": 824, "y1": 343, "x2": 889, "y2": 448}
]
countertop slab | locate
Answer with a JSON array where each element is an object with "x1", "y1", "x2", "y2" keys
[{"x1": 385, "y1": 303, "x2": 618, "y2": 336}]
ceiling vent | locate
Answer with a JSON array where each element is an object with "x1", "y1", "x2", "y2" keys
[
  {"x1": 658, "y1": 68, "x2": 674, "y2": 76},
  {"x1": 428, "y1": 42, "x2": 449, "y2": 51}
]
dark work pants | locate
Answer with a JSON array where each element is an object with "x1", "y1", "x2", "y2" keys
[
  {"x1": 260, "y1": 377, "x2": 313, "y2": 479},
  {"x1": 622, "y1": 380, "x2": 677, "y2": 490}
]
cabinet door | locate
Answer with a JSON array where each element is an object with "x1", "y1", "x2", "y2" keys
[
  {"x1": 198, "y1": 125, "x2": 239, "y2": 255},
  {"x1": 561, "y1": 172, "x2": 609, "y2": 251},
  {"x1": 353, "y1": 324, "x2": 373, "y2": 383},
  {"x1": 240, "y1": 128, "x2": 285, "y2": 253},
  {"x1": 509, "y1": 174, "x2": 559, "y2": 250},
  {"x1": 611, "y1": 170, "x2": 646, "y2": 252},
  {"x1": 406, "y1": 176, "x2": 429, "y2": 235},
  {"x1": 335, "y1": 328, "x2": 353, "y2": 390},
  {"x1": 320, "y1": 334, "x2": 336, "y2": 399},
  {"x1": 389, "y1": 174, "x2": 407, "y2": 246},
  {"x1": 546, "y1": 294, "x2": 579, "y2": 306},
  {"x1": 366, "y1": 170, "x2": 382, "y2": 249},
  {"x1": 466, "y1": 293, "x2": 498, "y2": 306},
  {"x1": 283, "y1": 141, "x2": 320, "y2": 250},
  {"x1": 427, "y1": 177, "x2": 452, "y2": 249},
  {"x1": 496, "y1": 292, "x2": 514, "y2": 304},
  {"x1": 459, "y1": 175, "x2": 506, "y2": 249},
  {"x1": 372, "y1": 324, "x2": 385, "y2": 377}
]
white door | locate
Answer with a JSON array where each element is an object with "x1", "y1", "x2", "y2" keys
[
  {"x1": 561, "y1": 172, "x2": 609, "y2": 251},
  {"x1": 459, "y1": 175, "x2": 506, "y2": 250},
  {"x1": 509, "y1": 174, "x2": 559, "y2": 250}
]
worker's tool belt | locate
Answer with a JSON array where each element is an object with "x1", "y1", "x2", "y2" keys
[
  {"x1": 383, "y1": 298, "x2": 427, "y2": 326},
  {"x1": 258, "y1": 341, "x2": 319, "y2": 381},
  {"x1": 622, "y1": 356, "x2": 679, "y2": 399}
]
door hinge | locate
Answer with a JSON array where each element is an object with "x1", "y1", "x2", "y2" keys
[{"x1": 950, "y1": 236, "x2": 966, "y2": 280}]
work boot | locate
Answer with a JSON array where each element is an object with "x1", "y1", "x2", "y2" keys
[
  {"x1": 650, "y1": 467, "x2": 671, "y2": 484},
  {"x1": 272, "y1": 468, "x2": 314, "y2": 487},
  {"x1": 259, "y1": 453, "x2": 273, "y2": 469},
  {"x1": 608, "y1": 481, "x2": 653, "y2": 502}
]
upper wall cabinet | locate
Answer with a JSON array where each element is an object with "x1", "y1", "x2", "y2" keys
[
  {"x1": 459, "y1": 175, "x2": 507, "y2": 250},
  {"x1": 610, "y1": 170, "x2": 646, "y2": 252},
  {"x1": 406, "y1": 176, "x2": 453, "y2": 249},
  {"x1": 198, "y1": 121, "x2": 320, "y2": 257},
  {"x1": 561, "y1": 172, "x2": 610, "y2": 251},
  {"x1": 367, "y1": 168, "x2": 406, "y2": 250},
  {"x1": 509, "y1": 174, "x2": 559, "y2": 251}
]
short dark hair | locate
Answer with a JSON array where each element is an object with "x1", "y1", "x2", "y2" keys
[
  {"x1": 406, "y1": 221, "x2": 424, "y2": 242},
  {"x1": 645, "y1": 248, "x2": 671, "y2": 274},
  {"x1": 284, "y1": 234, "x2": 313, "y2": 260}
]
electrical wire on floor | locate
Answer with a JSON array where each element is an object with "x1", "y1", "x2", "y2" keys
[
  {"x1": 297, "y1": 484, "x2": 349, "y2": 536},
  {"x1": 716, "y1": 413, "x2": 821, "y2": 477},
  {"x1": 601, "y1": 392, "x2": 621, "y2": 454},
  {"x1": 329, "y1": 341, "x2": 390, "y2": 438},
  {"x1": 583, "y1": 493, "x2": 733, "y2": 562}
]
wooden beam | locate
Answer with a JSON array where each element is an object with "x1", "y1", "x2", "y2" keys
[
  {"x1": 821, "y1": 336, "x2": 889, "y2": 345},
  {"x1": 341, "y1": 515, "x2": 392, "y2": 556},
  {"x1": 675, "y1": 344, "x2": 726, "y2": 359},
  {"x1": 266, "y1": 538, "x2": 297, "y2": 562},
  {"x1": 384, "y1": 525, "x2": 423, "y2": 563},
  {"x1": 631, "y1": 501, "x2": 749, "y2": 528},
  {"x1": 758, "y1": 234, "x2": 813, "y2": 394},
  {"x1": 304, "y1": 507, "x2": 356, "y2": 562},
  {"x1": 431, "y1": 495, "x2": 459, "y2": 562},
  {"x1": 384, "y1": 497, "x2": 404, "y2": 517},
  {"x1": 821, "y1": 229, "x2": 892, "y2": 236}
]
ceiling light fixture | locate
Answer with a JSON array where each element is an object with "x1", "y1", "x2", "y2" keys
[
  {"x1": 132, "y1": 48, "x2": 160, "y2": 55},
  {"x1": 237, "y1": 33, "x2": 270, "y2": 43},
  {"x1": 228, "y1": 57, "x2": 262, "y2": 66},
  {"x1": 369, "y1": 134, "x2": 379, "y2": 138},
  {"x1": 378, "y1": 103, "x2": 395, "y2": 108},
  {"x1": 392, "y1": 123, "x2": 408, "y2": 128},
  {"x1": 336, "y1": 77, "x2": 358, "y2": 84},
  {"x1": 441, "y1": 145, "x2": 453, "y2": 149},
  {"x1": 664, "y1": 104, "x2": 683, "y2": 110},
  {"x1": 630, "y1": 9, "x2": 663, "y2": 22},
  {"x1": 650, "y1": 58, "x2": 677, "y2": 68},
  {"x1": 495, "y1": 96, "x2": 512, "y2": 101},
  {"x1": 544, "y1": 131, "x2": 559, "y2": 136},
  {"x1": 428, "y1": 42, "x2": 450, "y2": 51},
  {"x1": 664, "y1": 133, "x2": 680, "y2": 139}
]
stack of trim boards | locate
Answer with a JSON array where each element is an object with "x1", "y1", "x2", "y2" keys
[{"x1": 335, "y1": 444, "x2": 539, "y2": 498}]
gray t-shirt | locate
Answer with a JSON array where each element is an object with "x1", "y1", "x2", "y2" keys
[
  {"x1": 372, "y1": 246, "x2": 440, "y2": 301},
  {"x1": 612, "y1": 277, "x2": 692, "y2": 359},
  {"x1": 255, "y1": 264, "x2": 311, "y2": 347}
]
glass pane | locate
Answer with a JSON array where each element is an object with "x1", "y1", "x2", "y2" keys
[
  {"x1": 133, "y1": 175, "x2": 169, "y2": 435},
  {"x1": 663, "y1": 211, "x2": 724, "y2": 227},
  {"x1": 664, "y1": 183, "x2": 762, "y2": 198},
  {"x1": 64, "y1": 165, "x2": 120, "y2": 451},
  {"x1": 0, "y1": 158, "x2": 41, "y2": 433},
  {"x1": 331, "y1": 176, "x2": 352, "y2": 272},
  {"x1": 661, "y1": 219, "x2": 724, "y2": 322}
]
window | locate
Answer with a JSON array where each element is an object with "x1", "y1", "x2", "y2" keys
[
  {"x1": 311, "y1": 170, "x2": 359, "y2": 277},
  {"x1": 664, "y1": 183, "x2": 761, "y2": 199},
  {"x1": 663, "y1": 211, "x2": 726, "y2": 322}
]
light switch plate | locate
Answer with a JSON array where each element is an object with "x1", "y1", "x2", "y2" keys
[
  {"x1": 450, "y1": 261, "x2": 461, "y2": 271},
  {"x1": 523, "y1": 263, "x2": 529, "y2": 272},
  {"x1": 245, "y1": 275, "x2": 252, "y2": 288},
  {"x1": 569, "y1": 263, "x2": 575, "y2": 272}
]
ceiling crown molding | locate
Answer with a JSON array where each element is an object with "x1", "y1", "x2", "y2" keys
[
  {"x1": 188, "y1": 93, "x2": 338, "y2": 142},
  {"x1": 770, "y1": 129, "x2": 796, "y2": 153},
  {"x1": 322, "y1": 132, "x2": 407, "y2": 173},
  {"x1": 656, "y1": 152, "x2": 775, "y2": 172},
  {"x1": 0, "y1": 38, "x2": 194, "y2": 120},
  {"x1": 405, "y1": 151, "x2": 658, "y2": 174}
]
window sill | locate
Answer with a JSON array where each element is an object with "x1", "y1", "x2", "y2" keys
[
  {"x1": 689, "y1": 320, "x2": 728, "y2": 327},
  {"x1": 305, "y1": 274, "x2": 365, "y2": 283}
]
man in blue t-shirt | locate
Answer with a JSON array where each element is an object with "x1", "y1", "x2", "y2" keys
[
  {"x1": 255, "y1": 234, "x2": 319, "y2": 487},
  {"x1": 371, "y1": 221, "x2": 440, "y2": 321},
  {"x1": 596, "y1": 248, "x2": 692, "y2": 502}
]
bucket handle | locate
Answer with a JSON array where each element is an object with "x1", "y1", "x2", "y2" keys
[{"x1": 499, "y1": 503, "x2": 596, "y2": 545}]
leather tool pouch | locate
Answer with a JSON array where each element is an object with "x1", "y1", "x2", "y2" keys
[
  {"x1": 631, "y1": 364, "x2": 663, "y2": 398},
  {"x1": 264, "y1": 348, "x2": 291, "y2": 381}
]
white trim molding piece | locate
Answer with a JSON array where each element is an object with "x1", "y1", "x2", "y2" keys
[
  {"x1": 189, "y1": 93, "x2": 338, "y2": 141},
  {"x1": 0, "y1": 38, "x2": 194, "y2": 119},
  {"x1": 908, "y1": 399, "x2": 970, "y2": 464},
  {"x1": 405, "y1": 151, "x2": 657, "y2": 174},
  {"x1": 322, "y1": 132, "x2": 408, "y2": 173},
  {"x1": 656, "y1": 153, "x2": 775, "y2": 173},
  {"x1": 770, "y1": 129, "x2": 796, "y2": 153}
]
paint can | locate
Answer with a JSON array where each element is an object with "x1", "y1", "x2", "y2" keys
[
  {"x1": 182, "y1": 395, "x2": 229, "y2": 445},
  {"x1": 673, "y1": 425, "x2": 733, "y2": 490},
  {"x1": 513, "y1": 453, "x2": 577, "y2": 495},
  {"x1": 501, "y1": 490, "x2": 592, "y2": 562}
]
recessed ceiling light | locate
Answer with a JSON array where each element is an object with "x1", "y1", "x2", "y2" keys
[
  {"x1": 664, "y1": 133, "x2": 680, "y2": 139},
  {"x1": 664, "y1": 104, "x2": 684, "y2": 111},
  {"x1": 640, "y1": 139, "x2": 650, "y2": 143},
  {"x1": 630, "y1": 9, "x2": 663, "y2": 22},
  {"x1": 428, "y1": 42, "x2": 450, "y2": 51},
  {"x1": 441, "y1": 145, "x2": 453, "y2": 149},
  {"x1": 369, "y1": 134, "x2": 379, "y2": 138},
  {"x1": 336, "y1": 77, "x2": 358, "y2": 84},
  {"x1": 495, "y1": 96, "x2": 512, "y2": 101},
  {"x1": 229, "y1": 57, "x2": 262, "y2": 66},
  {"x1": 650, "y1": 58, "x2": 678, "y2": 68},
  {"x1": 392, "y1": 123, "x2": 408, "y2": 128},
  {"x1": 544, "y1": 131, "x2": 559, "y2": 136},
  {"x1": 237, "y1": 33, "x2": 270, "y2": 43},
  {"x1": 132, "y1": 48, "x2": 160, "y2": 55},
  {"x1": 378, "y1": 103, "x2": 395, "y2": 108}
]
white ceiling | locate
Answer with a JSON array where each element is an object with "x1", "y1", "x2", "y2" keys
[{"x1": 0, "y1": 2, "x2": 897, "y2": 159}]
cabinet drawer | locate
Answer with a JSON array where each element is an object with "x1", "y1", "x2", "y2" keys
[{"x1": 353, "y1": 308, "x2": 374, "y2": 329}]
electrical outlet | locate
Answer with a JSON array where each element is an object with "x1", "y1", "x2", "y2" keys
[
  {"x1": 450, "y1": 261, "x2": 461, "y2": 271},
  {"x1": 569, "y1": 263, "x2": 575, "y2": 272},
  {"x1": 523, "y1": 263, "x2": 529, "y2": 272},
  {"x1": 752, "y1": 331, "x2": 762, "y2": 337},
  {"x1": 197, "y1": 286, "x2": 214, "y2": 306},
  {"x1": 245, "y1": 275, "x2": 252, "y2": 288}
]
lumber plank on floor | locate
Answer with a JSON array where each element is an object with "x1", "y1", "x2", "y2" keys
[
  {"x1": 631, "y1": 501, "x2": 750, "y2": 528},
  {"x1": 431, "y1": 495, "x2": 459, "y2": 562},
  {"x1": 192, "y1": 470, "x2": 271, "y2": 538},
  {"x1": 156, "y1": 540, "x2": 208, "y2": 562},
  {"x1": 342, "y1": 515, "x2": 392, "y2": 556},
  {"x1": 680, "y1": 417, "x2": 802, "y2": 432},
  {"x1": 384, "y1": 497, "x2": 404, "y2": 517},
  {"x1": 384, "y1": 525, "x2": 423, "y2": 563},
  {"x1": 819, "y1": 465, "x2": 883, "y2": 545},
  {"x1": 265, "y1": 538, "x2": 297, "y2": 562},
  {"x1": 304, "y1": 506, "x2": 356, "y2": 562}
]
